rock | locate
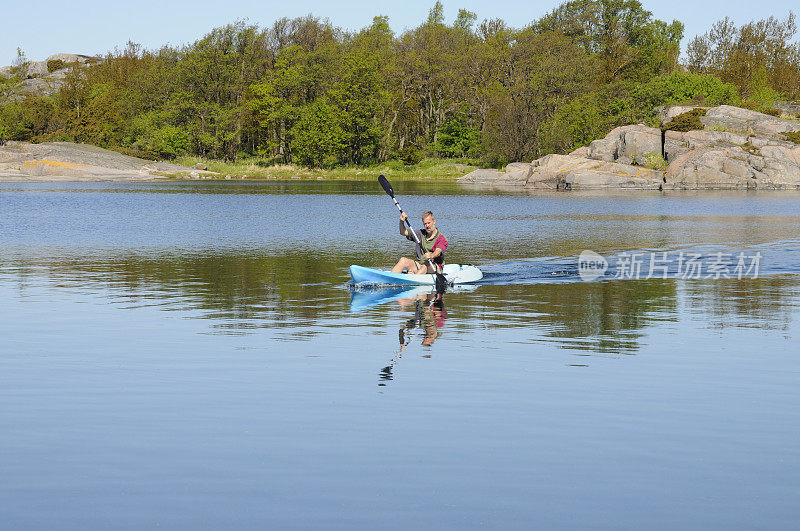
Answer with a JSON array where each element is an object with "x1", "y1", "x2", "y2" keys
[
  {"x1": 525, "y1": 154, "x2": 663, "y2": 190},
  {"x1": 504, "y1": 162, "x2": 532, "y2": 181},
  {"x1": 618, "y1": 125, "x2": 662, "y2": 164},
  {"x1": 664, "y1": 130, "x2": 689, "y2": 162},
  {"x1": 45, "y1": 53, "x2": 97, "y2": 65},
  {"x1": 682, "y1": 130, "x2": 750, "y2": 149},
  {"x1": 666, "y1": 142, "x2": 800, "y2": 189},
  {"x1": 773, "y1": 101, "x2": 800, "y2": 117},
  {"x1": 701, "y1": 105, "x2": 800, "y2": 136},
  {"x1": 224, "y1": 175, "x2": 231, "y2": 180},
  {"x1": 189, "y1": 171, "x2": 200, "y2": 179},
  {"x1": 569, "y1": 146, "x2": 588, "y2": 157},
  {"x1": 585, "y1": 124, "x2": 662, "y2": 165},
  {"x1": 665, "y1": 147, "x2": 749, "y2": 189},
  {"x1": 587, "y1": 138, "x2": 617, "y2": 162}
]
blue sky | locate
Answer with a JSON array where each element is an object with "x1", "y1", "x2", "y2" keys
[{"x1": 1, "y1": 0, "x2": 797, "y2": 66}]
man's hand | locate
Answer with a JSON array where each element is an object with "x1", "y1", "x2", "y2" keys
[{"x1": 400, "y1": 212, "x2": 408, "y2": 222}]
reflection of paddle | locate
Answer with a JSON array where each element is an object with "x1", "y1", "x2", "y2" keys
[{"x1": 378, "y1": 174, "x2": 446, "y2": 293}]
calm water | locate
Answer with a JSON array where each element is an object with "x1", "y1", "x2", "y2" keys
[{"x1": 2, "y1": 181, "x2": 799, "y2": 528}]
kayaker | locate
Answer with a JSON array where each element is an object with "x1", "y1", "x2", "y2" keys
[{"x1": 390, "y1": 211, "x2": 448, "y2": 274}]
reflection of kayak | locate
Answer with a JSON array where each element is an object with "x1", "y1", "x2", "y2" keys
[
  {"x1": 349, "y1": 264, "x2": 483, "y2": 286},
  {"x1": 349, "y1": 284, "x2": 477, "y2": 311},
  {"x1": 349, "y1": 286, "x2": 431, "y2": 311}
]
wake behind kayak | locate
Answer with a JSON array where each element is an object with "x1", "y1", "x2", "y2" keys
[{"x1": 350, "y1": 264, "x2": 483, "y2": 286}]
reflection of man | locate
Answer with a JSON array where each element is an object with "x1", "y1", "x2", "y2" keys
[
  {"x1": 382, "y1": 292, "x2": 447, "y2": 386},
  {"x1": 397, "y1": 292, "x2": 447, "y2": 348}
]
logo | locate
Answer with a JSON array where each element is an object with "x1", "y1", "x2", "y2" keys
[{"x1": 578, "y1": 250, "x2": 608, "y2": 281}]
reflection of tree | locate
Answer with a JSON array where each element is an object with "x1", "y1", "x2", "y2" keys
[
  {"x1": 2, "y1": 249, "x2": 797, "y2": 352},
  {"x1": 460, "y1": 280, "x2": 679, "y2": 354},
  {"x1": 683, "y1": 276, "x2": 796, "y2": 332}
]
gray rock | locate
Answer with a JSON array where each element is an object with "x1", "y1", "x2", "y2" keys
[
  {"x1": 587, "y1": 138, "x2": 617, "y2": 162},
  {"x1": 666, "y1": 142, "x2": 800, "y2": 189},
  {"x1": 664, "y1": 131, "x2": 689, "y2": 162},
  {"x1": 524, "y1": 154, "x2": 663, "y2": 190},
  {"x1": 568, "y1": 146, "x2": 588, "y2": 157},
  {"x1": 682, "y1": 130, "x2": 749, "y2": 149},
  {"x1": 701, "y1": 105, "x2": 800, "y2": 136},
  {"x1": 504, "y1": 162, "x2": 532, "y2": 181},
  {"x1": 618, "y1": 125, "x2": 662, "y2": 164},
  {"x1": 773, "y1": 101, "x2": 800, "y2": 117},
  {"x1": 189, "y1": 171, "x2": 200, "y2": 179}
]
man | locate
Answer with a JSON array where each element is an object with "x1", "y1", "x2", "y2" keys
[{"x1": 391, "y1": 210, "x2": 448, "y2": 274}]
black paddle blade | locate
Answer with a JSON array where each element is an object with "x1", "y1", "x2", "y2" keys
[
  {"x1": 434, "y1": 273, "x2": 447, "y2": 294},
  {"x1": 378, "y1": 174, "x2": 394, "y2": 198}
]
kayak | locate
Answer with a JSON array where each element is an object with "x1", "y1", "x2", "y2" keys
[{"x1": 349, "y1": 263, "x2": 483, "y2": 286}]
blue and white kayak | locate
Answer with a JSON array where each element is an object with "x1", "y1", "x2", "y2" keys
[{"x1": 349, "y1": 264, "x2": 483, "y2": 286}]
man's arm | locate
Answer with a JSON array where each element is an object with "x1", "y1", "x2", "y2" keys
[
  {"x1": 399, "y1": 213, "x2": 409, "y2": 237},
  {"x1": 421, "y1": 248, "x2": 442, "y2": 260}
]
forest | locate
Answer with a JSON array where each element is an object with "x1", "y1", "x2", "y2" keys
[{"x1": 0, "y1": 1, "x2": 798, "y2": 168}]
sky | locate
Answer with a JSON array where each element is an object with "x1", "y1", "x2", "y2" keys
[{"x1": 1, "y1": 0, "x2": 797, "y2": 66}]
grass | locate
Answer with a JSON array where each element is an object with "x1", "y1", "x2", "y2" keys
[{"x1": 172, "y1": 156, "x2": 479, "y2": 181}]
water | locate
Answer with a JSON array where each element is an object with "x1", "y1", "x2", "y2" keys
[{"x1": 2, "y1": 181, "x2": 799, "y2": 528}]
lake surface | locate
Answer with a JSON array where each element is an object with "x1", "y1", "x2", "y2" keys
[{"x1": 2, "y1": 181, "x2": 799, "y2": 528}]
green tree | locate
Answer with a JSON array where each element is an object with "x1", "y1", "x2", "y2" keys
[
  {"x1": 535, "y1": 0, "x2": 683, "y2": 81},
  {"x1": 687, "y1": 13, "x2": 800, "y2": 99},
  {"x1": 290, "y1": 99, "x2": 345, "y2": 167}
]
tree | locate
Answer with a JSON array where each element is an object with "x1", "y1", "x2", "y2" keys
[
  {"x1": 535, "y1": 0, "x2": 683, "y2": 81},
  {"x1": 291, "y1": 99, "x2": 345, "y2": 167},
  {"x1": 687, "y1": 13, "x2": 800, "y2": 100}
]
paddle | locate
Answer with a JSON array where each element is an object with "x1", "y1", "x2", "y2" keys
[{"x1": 378, "y1": 174, "x2": 447, "y2": 293}]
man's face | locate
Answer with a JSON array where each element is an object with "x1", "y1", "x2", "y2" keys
[{"x1": 422, "y1": 215, "x2": 435, "y2": 232}]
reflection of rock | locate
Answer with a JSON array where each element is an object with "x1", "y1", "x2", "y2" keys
[
  {"x1": 458, "y1": 168, "x2": 522, "y2": 186},
  {"x1": 457, "y1": 104, "x2": 800, "y2": 191}
]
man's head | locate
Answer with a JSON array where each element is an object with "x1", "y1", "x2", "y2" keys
[{"x1": 422, "y1": 211, "x2": 436, "y2": 232}]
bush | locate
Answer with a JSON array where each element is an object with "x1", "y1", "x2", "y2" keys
[
  {"x1": 398, "y1": 146, "x2": 424, "y2": 165},
  {"x1": 663, "y1": 108, "x2": 707, "y2": 132},
  {"x1": 644, "y1": 152, "x2": 668, "y2": 171},
  {"x1": 47, "y1": 59, "x2": 67, "y2": 73},
  {"x1": 784, "y1": 131, "x2": 800, "y2": 144},
  {"x1": 108, "y1": 146, "x2": 160, "y2": 160},
  {"x1": 762, "y1": 107, "x2": 782, "y2": 117}
]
